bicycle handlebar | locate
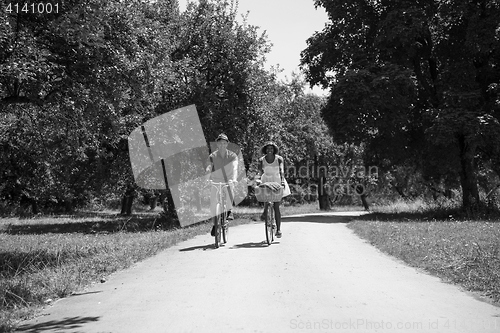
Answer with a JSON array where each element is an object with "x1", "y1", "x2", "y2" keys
[
  {"x1": 257, "y1": 183, "x2": 285, "y2": 188},
  {"x1": 210, "y1": 181, "x2": 232, "y2": 185}
]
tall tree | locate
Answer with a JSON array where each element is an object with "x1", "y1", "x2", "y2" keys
[
  {"x1": 169, "y1": 0, "x2": 271, "y2": 162},
  {"x1": 301, "y1": 0, "x2": 500, "y2": 210}
]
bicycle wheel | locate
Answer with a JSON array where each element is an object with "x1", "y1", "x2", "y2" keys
[
  {"x1": 214, "y1": 203, "x2": 221, "y2": 248},
  {"x1": 221, "y1": 208, "x2": 228, "y2": 244},
  {"x1": 222, "y1": 217, "x2": 228, "y2": 244},
  {"x1": 265, "y1": 203, "x2": 273, "y2": 245},
  {"x1": 270, "y1": 204, "x2": 275, "y2": 242}
]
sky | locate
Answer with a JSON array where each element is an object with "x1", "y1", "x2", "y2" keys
[{"x1": 177, "y1": 0, "x2": 329, "y2": 95}]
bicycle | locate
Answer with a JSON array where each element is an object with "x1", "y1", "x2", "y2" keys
[
  {"x1": 255, "y1": 183, "x2": 283, "y2": 245},
  {"x1": 211, "y1": 181, "x2": 231, "y2": 248}
]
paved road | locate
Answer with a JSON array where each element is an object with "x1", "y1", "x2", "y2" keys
[{"x1": 17, "y1": 212, "x2": 500, "y2": 333}]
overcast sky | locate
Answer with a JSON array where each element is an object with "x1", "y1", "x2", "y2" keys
[{"x1": 177, "y1": 0, "x2": 329, "y2": 95}]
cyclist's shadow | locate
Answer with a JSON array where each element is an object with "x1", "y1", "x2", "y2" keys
[
  {"x1": 230, "y1": 241, "x2": 280, "y2": 249},
  {"x1": 179, "y1": 244, "x2": 218, "y2": 251}
]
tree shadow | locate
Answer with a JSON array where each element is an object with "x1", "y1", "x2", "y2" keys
[
  {"x1": 0, "y1": 250, "x2": 70, "y2": 278},
  {"x1": 353, "y1": 210, "x2": 477, "y2": 222},
  {"x1": 70, "y1": 291, "x2": 102, "y2": 297},
  {"x1": 351, "y1": 204, "x2": 500, "y2": 223},
  {"x1": 281, "y1": 213, "x2": 364, "y2": 224},
  {"x1": 1, "y1": 213, "x2": 179, "y2": 235},
  {"x1": 18, "y1": 210, "x2": 121, "y2": 220},
  {"x1": 16, "y1": 316, "x2": 100, "y2": 332},
  {"x1": 353, "y1": 211, "x2": 431, "y2": 222}
]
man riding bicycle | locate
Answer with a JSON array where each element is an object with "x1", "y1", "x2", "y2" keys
[{"x1": 205, "y1": 133, "x2": 238, "y2": 236}]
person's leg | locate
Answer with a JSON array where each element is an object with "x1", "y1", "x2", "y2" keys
[
  {"x1": 210, "y1": 186, "x2": 217, "y2": 235},
  {"x1": 210, "y1": 186, "x2": 218, "y2": 218},
  {"x1": 274, "y1": 202, "x2": 281, "y2": 236},
  {"x1": 224, "y1": 186, "x2": 233, "y2": 221},
  {"x1": 255, "y1": 184, "x2": 266, "y2": 220},
  {"x1": 261, "y1": 202, "x2": 268, "y2": 221}
]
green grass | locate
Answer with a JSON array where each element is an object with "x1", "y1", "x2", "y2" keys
[
  {"x1": 0, "y1": 202, "x2": 327, "y2": 332},
  {"x1": 348, "y1": 199, "x2": 500, "y2": 306}
]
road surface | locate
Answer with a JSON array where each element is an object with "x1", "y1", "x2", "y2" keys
[{"x1": 17, "y1": 212, "x2": 500, "y2": 332}]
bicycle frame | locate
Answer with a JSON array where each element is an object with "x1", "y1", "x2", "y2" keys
[
  {"x1": 255, "y1": 181, "x2": 283, "y2": 245},
  {"x1": 211, "y1": 181, "x2": 230, "y2": 248}
]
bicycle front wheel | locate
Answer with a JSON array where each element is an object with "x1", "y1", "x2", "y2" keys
[
  {"x1": 270, "y1": 204, "x2": 275, "y2": 243},
  {"x1": 265, "y1": 203, "x2": 273, "y2": 245},
  {"x1": 214, "y1": 203, "x2": 221, "y2": 248},
  {"x1": 222, "y1": 215, "x2": 228, "y2": 244},
  {"x1": 221, "y1": 204, "x2": 228, "y2": 244}
]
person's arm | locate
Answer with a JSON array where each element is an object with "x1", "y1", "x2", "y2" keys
[
  {"x1": 205, "y1": 155, "x2": 213, "y2": 180},
  {"x1": 255, "y1": 158, "x2": 263, "y2": 185},
  {"x1": 278, "y1": 156, "x2": 285, "y2": 187},
  {"x1": 231, "y1": 154, "x2": 238, "y2": 183}
]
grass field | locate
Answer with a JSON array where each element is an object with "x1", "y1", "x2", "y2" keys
[{"x1": 347, "y1": 199, "x2": 500, "y2": 306}]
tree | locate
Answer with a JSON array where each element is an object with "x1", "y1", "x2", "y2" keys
[
  {"x1": 301, "y1": 0, "x2": 500, "y2": 211},
  {"x1": 0, "y1": 0, "x2": 180, "y2": 213},
  {"x1": 169, "y1": 0, "x2": 272, "y2": 165}
]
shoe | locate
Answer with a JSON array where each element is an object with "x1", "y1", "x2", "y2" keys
[
  {"x1": 210, "y1": 225, "x2": 216, "y2": 236},
  {"x1": 227, "y1": 211, "x2": 234, "y2": 220},
  {"x1": 276, "y1": 230, "x2": 282, "y2": 238}
]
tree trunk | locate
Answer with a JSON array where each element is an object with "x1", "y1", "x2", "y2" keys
[
  {"x1": 457, "y1": 134, "x2": 479, "y2": 210},
  {"x1": 31, "y1": 200, "x2": 39, "y2": 214},
  {"x1": 394, "y1": 186, "x2": 407, "y2": 199},
  {"x1": 360, "y1": 194, "x2": 370, "y2": 211},
  {"x1": 64, "y1": 199, "x2": 74, "y2": 214},
  {"x1": 149, "y1": 192, "x2": 158, "y2": 210},
  {"x1": 120, "y1": 185, "x2": 135, "y2": 216},
  {"x1": 20, "y1": 193, "x2": 39, "y2": 214},
  {"x1": 162, "y1": 189, "x2": 180, "y2": 228},
  {"x1": 318, "y1": 175, "x2": 330, "y2": 210},
  {"x1": 319, "y1": 195, "x2": 330, "y2": 210},
  {"x1": 162, "y1": 189, "x2": 176, "y2": 214}
]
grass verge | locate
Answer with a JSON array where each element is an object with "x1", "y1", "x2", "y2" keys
[
  {"x1": 347, "y1": 200, "x2": 500, "y2": 306},
  {"x1": 0, "y1": 202, "x2": 326, "y2": 332}
]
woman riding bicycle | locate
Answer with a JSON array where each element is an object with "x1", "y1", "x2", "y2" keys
[{"x1": 255, "y1": 141, "x2": 290, "y2": 238}]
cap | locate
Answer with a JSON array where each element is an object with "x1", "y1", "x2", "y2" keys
[{"x1": 216, "y1": 133, "x2": 229, "y2": 142}]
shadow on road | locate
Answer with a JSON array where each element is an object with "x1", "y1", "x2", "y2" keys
[
  {"x1": 70, "y1": 291, "x2": 103, "y2": 297},
  {"x1": 179, "y1": 244, "x2": 214, "y2": 252},
  {"x1": 230, "y1": 241, "x2": 280, "y2": 249},
  {"x1": 281, "y1": 213, "x2": 365, "y2": 224},
  {"x1": 16, "y1": 316, "x2": 100, "y2": 332}
]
